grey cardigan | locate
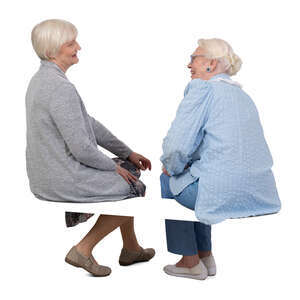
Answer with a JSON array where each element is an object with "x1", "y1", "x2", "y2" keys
[{"x1": 25, "y1": 60, "x2": 133, "y2": 202}]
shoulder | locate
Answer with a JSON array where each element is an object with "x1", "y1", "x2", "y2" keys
[
  {"x1": 182, "y1": 79, "x2": 212, "y2": 104},
  {"x1": 189, "y1": 78, "x2": 210, "y2": 89},
  {"x1": 184, "y1": 78, "x2": 212, "y2": 96},
  {"x1": 49, "y1": 81, "x2": 79, "y2": 112},
  {"x1": 52, "y1": 81, "x2": 77, "y2": 98}
]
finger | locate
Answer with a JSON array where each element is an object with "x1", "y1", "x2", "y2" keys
[
  {"x1": 128, "y1": 172, "x2": 138, "y2": 182},
  {"x1": 135, "y1": 160, "x2": 143, "y2": 170},
  {"x1": 139, "y1": 160, "x2": 146, "y2": 170},
  {"x1": 119, "y1": 169, "x2": 132, "y2": 184},
  {"x1": 147, "y1": 159, "x2": 152, "y2": 170},
  {"x1": 140, "y1": 158, "x2": 150, "y2": 170},
  {"x1": 122, "y1": 174, "x2": 131, "y2": 184}
]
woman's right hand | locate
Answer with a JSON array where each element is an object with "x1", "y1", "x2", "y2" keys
[
  {"x1": 116, "y1": 165, "x2": 138, "y2": 184},
  {"x1": 162, "y1": 166, "x2": 171, "y2": 176}
]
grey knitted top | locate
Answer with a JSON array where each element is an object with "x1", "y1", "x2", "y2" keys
[{"x1": 25, "y1": 60, "x2": 133, "y2": 202}]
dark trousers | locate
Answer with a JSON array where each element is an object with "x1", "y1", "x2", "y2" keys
[{"x1": 160, "y1": 173, "x2": 212, "y2": 255}]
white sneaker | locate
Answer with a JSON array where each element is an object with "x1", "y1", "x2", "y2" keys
[
  {"x1": 163, "y1": 260, "x2": 208, "y2": 280},
  {"x1": 201, "y1": 255, "x2": 216, "y2": 276}
]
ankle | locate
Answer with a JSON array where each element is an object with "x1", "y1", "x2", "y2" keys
[
  {"x1": 123, "y1": 244, "x2": 142, "y2": 252},
  {"x1": 198, "y1": 250, "x2": 212, "y2": 259},
  {"x1": 75, "y1": 243, "x2": 92, "y2": 257},
  {"x1": 176, "y1": 255, "x2": 200, "y2": 268}
]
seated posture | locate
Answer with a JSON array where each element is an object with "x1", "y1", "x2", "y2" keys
[
  {"x1": 160, "y1": 38, "x2": 281, "y2": 280},
  {"x1": 26, "y1": 19, "x2": 154, "y2": 277}
]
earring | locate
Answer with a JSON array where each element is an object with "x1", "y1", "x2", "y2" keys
[{"x1": 206, "y1": 67, "x2": 211, "y2": 72}]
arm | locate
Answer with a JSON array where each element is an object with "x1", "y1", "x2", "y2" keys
[
  {"x1": 49, "y1": 83, "x2": 116, "y2": 171},
  {"x1": 88, "y1": 114, "x2": 132, "y2": 160},
  {"x1": 160, "y1": 79, "x2": 211, "y2": 176}
]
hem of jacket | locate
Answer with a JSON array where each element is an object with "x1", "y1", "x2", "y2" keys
[{"x1": 33, "y1": 192, "x2": 139, "y2": 203}]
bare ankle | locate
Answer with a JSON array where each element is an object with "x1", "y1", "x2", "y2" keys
[
  {"x1": 123, "y1": 244, "x2": 142, "y2": 252},
  {"x1": 176, "y1": 255, "x2": 200, "y2": 268},
  {"x1": 198, "y1": 250, "x2": 211, "y2": 259},
  {"x1": 75, "y1": 243, "x2": 92, "y2": 257}
]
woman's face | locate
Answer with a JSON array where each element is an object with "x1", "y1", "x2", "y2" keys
[
  {"x1": 53, "y1": 39, "x2": 81, "y2": 72},
  {"x1": 188, "y1": 46, "x2": 211, "y2": 80}
]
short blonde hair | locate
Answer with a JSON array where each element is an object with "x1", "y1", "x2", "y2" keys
[
  {"x1": 31, "y1": 19, "x2": 78, "y2": 60},
  {"x1": 197, "y1": 38, "x2": 242, "y2": 76}
]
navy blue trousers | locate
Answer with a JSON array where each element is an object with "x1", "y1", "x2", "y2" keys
[{"x1": 160, "y1": 173, "x2": 212, "y2": 255}]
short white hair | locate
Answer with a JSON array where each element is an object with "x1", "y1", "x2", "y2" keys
[
  {"x1": 31, "y1": 19, "x2": 78, "y2": 60},
  {"x1": 197, "y1": 38, "x2": 242, "y2": 76}
]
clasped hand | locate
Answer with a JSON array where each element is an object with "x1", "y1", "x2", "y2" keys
[
  {"x1": 116, "y1": 152, "x2": 152, "y2": 184},
  {"x1": 162, "y1": 163, "x2": 190, "y2": 177}
]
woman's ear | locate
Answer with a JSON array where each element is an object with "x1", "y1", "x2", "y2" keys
[
  {"x1": 46, "y1": 51, "x2": 55, "y2": 60},
  {"x1": 209, "y1": 59, "x2": 218, "y2": 72}
]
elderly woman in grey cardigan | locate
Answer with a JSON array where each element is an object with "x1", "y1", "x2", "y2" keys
[{"x1": 26, "y1": 19, "x2": 154, "y2": 277}]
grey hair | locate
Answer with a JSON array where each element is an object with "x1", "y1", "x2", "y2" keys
[
  {"x1": 31, "y1": 19, "x2": 78, "y2": 60},
  {"x1": 197, "y1": 38, "x2": 242, "y2": 76}
]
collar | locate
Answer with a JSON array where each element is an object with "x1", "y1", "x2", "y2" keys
[
  {"x1": 209, "y1": 73, "x2": 231, "y2": 81},
  {"x1": 40, "y1": 60, "x2": 67, "y2": 79},
  {"x1": 209, "y1": 73, "x2": 242, "y2": 88}
]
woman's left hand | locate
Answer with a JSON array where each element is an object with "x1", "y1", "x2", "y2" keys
[{"x1": 128, "y1": 152, "x2": 152, "y2": 171}]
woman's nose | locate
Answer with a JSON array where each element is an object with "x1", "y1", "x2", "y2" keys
[{"x1": 187, "y1": 63, "x2": 192, "y2": 68}]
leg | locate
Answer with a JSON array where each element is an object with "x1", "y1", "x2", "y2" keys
[
  {"x1": 173, "y1": 180, "x2": 199, "y2": 210},
  {"x1": 119, "y1": 217, "x2": 141, "y2": 252},
  {"x1": 119, "y1": 217, "x2": 155, "y2": 266},
  {"x1": 161, "y1": 174, "x2": 199, "y2": 265},
  {"x1": 173, "y1": 180, "x2": 213, "y2": 262},
  {"x1": 194, "y1": 222, "x2": 212, "y2": 258},
  {"x1": 161, "y1": 173, "x2": 200, "y2": 266},
  {"x1": 162, "y1": 175, "x2": 212, "y2": 267},
  {"x1": 194, "y1": 222, "x2": 216, "y2": 276},
  {"x1": 76, "y1": 214, "x2": 131, "y2": 257},
  {"x1": 165, "y1": 219, "x2": 200, "y2": 268}
]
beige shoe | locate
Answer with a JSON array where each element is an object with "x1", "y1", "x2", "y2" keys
[
  {"x1": 163, "y1": 260, "x2": 208, "y2": 280},
  {"x1": 65, "y1": 246, "x2": 111, "y2": 277},
  {"x1": 201, "y1": 255, "x2": 216, "y2": 276},
  {"x1": 119, "y1": 247, "x2": 155, "y2": 266}
]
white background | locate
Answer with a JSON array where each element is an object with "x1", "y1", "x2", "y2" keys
[{"x1": 1, "y1": 0, "x2": 300, "y2": 299}]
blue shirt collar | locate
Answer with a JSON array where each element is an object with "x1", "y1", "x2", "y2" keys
[{"x1": 209, "y1": 73, "x2": 231, "y2": 81}]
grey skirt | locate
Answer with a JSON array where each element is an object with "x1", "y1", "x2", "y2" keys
[{"x1": 65, "y1": 157, "x2": 146, "y2": 227}]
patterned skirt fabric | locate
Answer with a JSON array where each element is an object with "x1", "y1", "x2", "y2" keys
[{"x1": 65, "y1": 157, "x2": 146, "y2": 227}]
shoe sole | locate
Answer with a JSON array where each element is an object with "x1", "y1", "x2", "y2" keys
[
  {"x1": 65, "y1": 257, "x2": 111, "y2": 277},
  {"x1": 119, "y1": 258, "x2": 151, "y2": 266},
  {"x1": 164, "y1": 268, "x2": 207, "y2": 280}
]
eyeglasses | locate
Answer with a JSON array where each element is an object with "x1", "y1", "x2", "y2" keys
[{"x1": 189, "y1": 54, "x2": 206, "y2": 64}]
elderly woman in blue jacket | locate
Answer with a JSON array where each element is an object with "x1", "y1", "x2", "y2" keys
[{"x1": 160, "y1": 38, "x2": 281, "y2": 280}]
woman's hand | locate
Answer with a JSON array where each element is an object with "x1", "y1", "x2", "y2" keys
[
  {"x1": 128, "y1": 152, "x2": 152, "y2": 171},
  {"x1": 162, "y1": 166, "x2": 170, "y2": 176},
  {"x1": 116, "y1": 165, "x2": 138, "y2": 184}
]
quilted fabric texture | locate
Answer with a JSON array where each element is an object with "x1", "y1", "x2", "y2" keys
[{"x1": 160, "y1": 73, "x2": 281, "y2": 224}]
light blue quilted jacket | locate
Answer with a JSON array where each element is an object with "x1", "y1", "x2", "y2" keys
[{"x1": 160, "y1": 73, "x2": 281, "y2": 224}]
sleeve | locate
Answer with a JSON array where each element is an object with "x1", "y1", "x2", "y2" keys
[
  {"x1": 49, "y1": 83, "x2": 116, "y2": 171},
  {"x1": 160, "y1": 79, "x2": 212, "y2": 176},
  {"x1": 88, "y1": 114, "x2": 133, "y2": 160}
]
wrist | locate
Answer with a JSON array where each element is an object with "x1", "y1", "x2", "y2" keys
[{"x1": 128, "y1": 151, "x2": 135, "y2": 160}]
